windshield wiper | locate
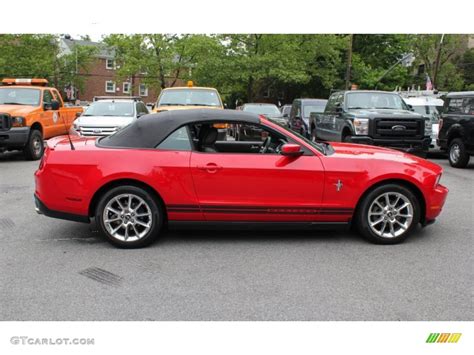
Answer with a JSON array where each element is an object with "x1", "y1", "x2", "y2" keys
[
  {"x1": 1, "y1": 102, "x2": 23, "y2": 105},
  {"x1": 189, "y1": 103, "x2": 216, "y2": 106},
  {"x1": 374, "y1": 107, "x2": 397, "y2": 109},
  {"x1": 159, "y1": 103, "x2": 186, "y2": 106}
]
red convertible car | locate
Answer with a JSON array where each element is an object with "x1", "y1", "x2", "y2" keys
[{"x1": 34, "y1": 109, "x2": 448, "y2": 248}]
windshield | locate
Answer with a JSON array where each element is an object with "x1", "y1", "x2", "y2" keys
[
  {"x1": 411, "y1": 105, "x2": 441, "y2": 123},
  {"x1": 243, "y1": 105, "x2": 281, "y2": 116},
  {"x1": 158, "y1": 89, "x2": 221, "y2": 107},
  {"x1": 269, "y1": 119, "x2": 326, "y2": 154},
  {"x1": 303, "y1": 104, "x2": 326, "y2": 117},
  {"x1": 0, "y1": 88, "x2": 41, "y2": 106},
  {"x1": 346, "y1": 92, "x2": 407, "y2": 110},
  {"x1": 84, "y1": 102, "x2": 135, "y2": 117}
]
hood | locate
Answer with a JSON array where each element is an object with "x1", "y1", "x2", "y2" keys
[
  {"x1": 328, "y1": 142, "x2": 441, "y2": 171},
  {"x1": 348, "y1": 108, "x2": 422, "y2": 119},
  {"x1": 154, "y1": 105, "x2": 223, "y2": 112},
  {"x1": 0, "y1": 104, "x2": 39, "y2": 116},
  {"x1": 75, "y1": 115, "x2": 135, "y2": 127}
]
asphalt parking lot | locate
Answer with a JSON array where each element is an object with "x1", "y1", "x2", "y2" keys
[{"x1": 0, "y1": 151, "x2": 472, "y2": 321}]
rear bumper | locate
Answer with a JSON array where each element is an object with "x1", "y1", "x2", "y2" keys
[
  {"x1": 0, "y1": 127, "x2": 30, "y2": 148},
  {"x1": 348, "y1": 136, "x2": 431, "y2": 153},
  {"x1": 34, "y1": 194, "x2": 90, "y2": 223}
]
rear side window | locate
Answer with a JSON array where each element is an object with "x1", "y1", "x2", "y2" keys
[
  {"x1": 157, "y1": 126, "x2": 192, "y2": 151},
  {"x1": 446, "y1": 98, "x2": 464, "y2": 114},
  {"x1": 43, "y1": 90, "x2": 53, "y2": 104},
  {"x1": 462, "y1": 98, "x2": 474, "y2": 115},
  {"x1": 325, "y1": 95, "x2": 338, "y2": 112}
]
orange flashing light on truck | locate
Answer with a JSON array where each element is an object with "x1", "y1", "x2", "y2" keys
[{"x1": 0, "y1": 78, "x2": 82, "y2": 160}]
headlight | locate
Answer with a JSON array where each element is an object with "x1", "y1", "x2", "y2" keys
[
  {"x1": 11, "y1": 116, "x2": 25, "y2": 127},
  {"x1": 353, "y1": 118, "x2": 369, "y2": 135},
  {"x1": 70, "y1": 123, "x2": 81, "y2": 136},
  {"x1": 424, "y1": 118, "x2": 432, "y2": 136}
]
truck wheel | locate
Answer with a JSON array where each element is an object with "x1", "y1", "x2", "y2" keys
[
  {"x1": 448, "y1": 138, "x2": 470, "y2": 168},
  {"x1": 95, "y1": 185, "x2": 163, "y2": 248},
  {"x1": 356, "y1": 183, "x2": 420, "y2": 244},
  {"x1": 23, "y1": 130, "x2": 44, "y2": 160}
]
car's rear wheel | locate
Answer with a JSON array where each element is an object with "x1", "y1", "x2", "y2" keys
[
  {"x1": 95, "y1": 185, "x2": 163, "y2": 248},
  {"x1": 356, "y1": 184, "x2": 420, "y2": 244},
  {"x1": 448, "y1": 138, "x2": 470, "y2": 168},
  {"x1": 24, "y1": 129, "x2": 43, "y2": 160}
]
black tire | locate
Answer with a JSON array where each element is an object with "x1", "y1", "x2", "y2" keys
[
  {"x1": 23, "y1": 129, "x2": 44, "y2": 160},
  {"x1": 343, "y1": 135, "x2": 352, "y2": 143},
  {"x1": 448, "y1": 138, "x2": 470, "y2": 168},
  {"x1": 95, "y1": 185, "x2": 163, "y2": 248},
  {"x1": 356, "y1": 184, "x2": 420, "y2": 244}
]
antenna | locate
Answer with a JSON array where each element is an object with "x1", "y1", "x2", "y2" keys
[{"x1": 58, "y1": 109, "x2": 75, "y2": 150}]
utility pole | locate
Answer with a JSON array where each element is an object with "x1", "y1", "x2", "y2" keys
[
  {"x1": 345, "y1": 34, "x2": 353, "y2": 90},
  {"x1": 432, "y1": 34, "x2": 445, "y2": 90}
]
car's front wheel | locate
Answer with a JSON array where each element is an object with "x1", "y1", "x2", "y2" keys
[
  {"x1": 448, "y1": 138, "x2": 470, "y2": 168},
  {"x1": 356, "y1": 184, "x2": 420, "y2": 244},
  {"x1": 95, "y1": 185, "x2": 163, "y2": 248}
]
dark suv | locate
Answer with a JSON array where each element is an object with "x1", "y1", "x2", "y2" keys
[
  {"x1": 437, "y1": 91, "x2": 474, "y2": 168},
  {"x1": 312, "y1": 90, "x2": 431, "y2": 155},
  {"x1": 288, "y1": 98, "x2": 327, "y2": 137}
]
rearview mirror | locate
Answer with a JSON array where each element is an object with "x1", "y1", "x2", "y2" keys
[{"x1": 281, "y1": 143, "x2": 303, "y2": 157}]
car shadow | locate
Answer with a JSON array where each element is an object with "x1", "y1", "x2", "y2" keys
[{"x1": 0, "y1": 150, "x2": 27, "y2": 162}]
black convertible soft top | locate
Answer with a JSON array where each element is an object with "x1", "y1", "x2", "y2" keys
[{"x1": 98, "y1": 109, "x2": 261, "y2": 148}]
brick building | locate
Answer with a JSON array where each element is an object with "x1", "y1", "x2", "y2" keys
[{"x1": 59, "y1": 38, "x2": 161, "y2": 104}]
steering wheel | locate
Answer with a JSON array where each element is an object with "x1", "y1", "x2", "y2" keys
[{"x1": 260, "y1": 136, "x2": 272, "y2": 154}]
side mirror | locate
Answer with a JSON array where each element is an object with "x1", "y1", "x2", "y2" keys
[
  {"x1": 75, "y1": 111, "x2": 82, "y2": 118},
  {"x1": 335, "y1": 103, "x2": 343, "y2": 114},
  {"x1": 224, "y1": 103, "x2": 228, "y2": 109},
  {"x1": 137, "y1": 112, "x2": 147, "y2": 118},
  {"x1": 282, "y1": 113, "x2": 289, "y2": 118},
  {"x1": 407, "y1": 104, "x2": 414, "y2": 111},
  {"x1": 281, "y1": 143, "x2": 303, "y2": 157},
  {"x1": 50, "y1": 100, "x2": 60, "y2": 111}
]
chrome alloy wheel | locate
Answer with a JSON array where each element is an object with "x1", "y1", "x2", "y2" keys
[
  {"x1": 102, "y1": 193, "x2": 153, "y2": 242},
  {"x1": 449, "y1": 143, "x2": 461, "y2": 163},
  {"x1": 367, "y1": 192, "x2": 414, "y2": 238}
]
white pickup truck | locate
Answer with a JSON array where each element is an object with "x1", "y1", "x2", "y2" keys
[{"x1": 71, "y1": 96, "x2": 149, "y2": 136}]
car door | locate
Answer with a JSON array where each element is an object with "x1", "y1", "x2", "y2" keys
[
  {"x1": 40, "y1": 89, "x2": 56, "y2": 138},
  {"x1": 316, "y1": 95, "x2": 336, "y2": 141},
  {"x1": 51, "y1": 89, "x2": 68, "y2": 135},
  {"x1": 189, "y1": 121, "x2": 326, "y2": 222}
]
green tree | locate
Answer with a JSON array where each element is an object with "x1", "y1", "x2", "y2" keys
[
  {"x1": 0, "y1": 34, "x2": 97, "y2": 97},
  {"x1": 412, "y1": 34, "x2": 467, "y2": 91}
]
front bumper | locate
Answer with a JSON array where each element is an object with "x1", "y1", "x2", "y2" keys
[
  {"x1": 34, "y1": 194, "x2": 90, "y2": 223},
  {"x1": 348, "y1": 136, "x2": 431, "y2": 153},
  {"x1": 425, "y1": 184, "x2": 449, "y2": 222},
  {"x1": 0, "y1": 127, "x2": 30, "y2": 149}
]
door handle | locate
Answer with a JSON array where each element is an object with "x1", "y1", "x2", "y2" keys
[{"x1": 197, "y1": 163, "x2": 223, "y2": 173}]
